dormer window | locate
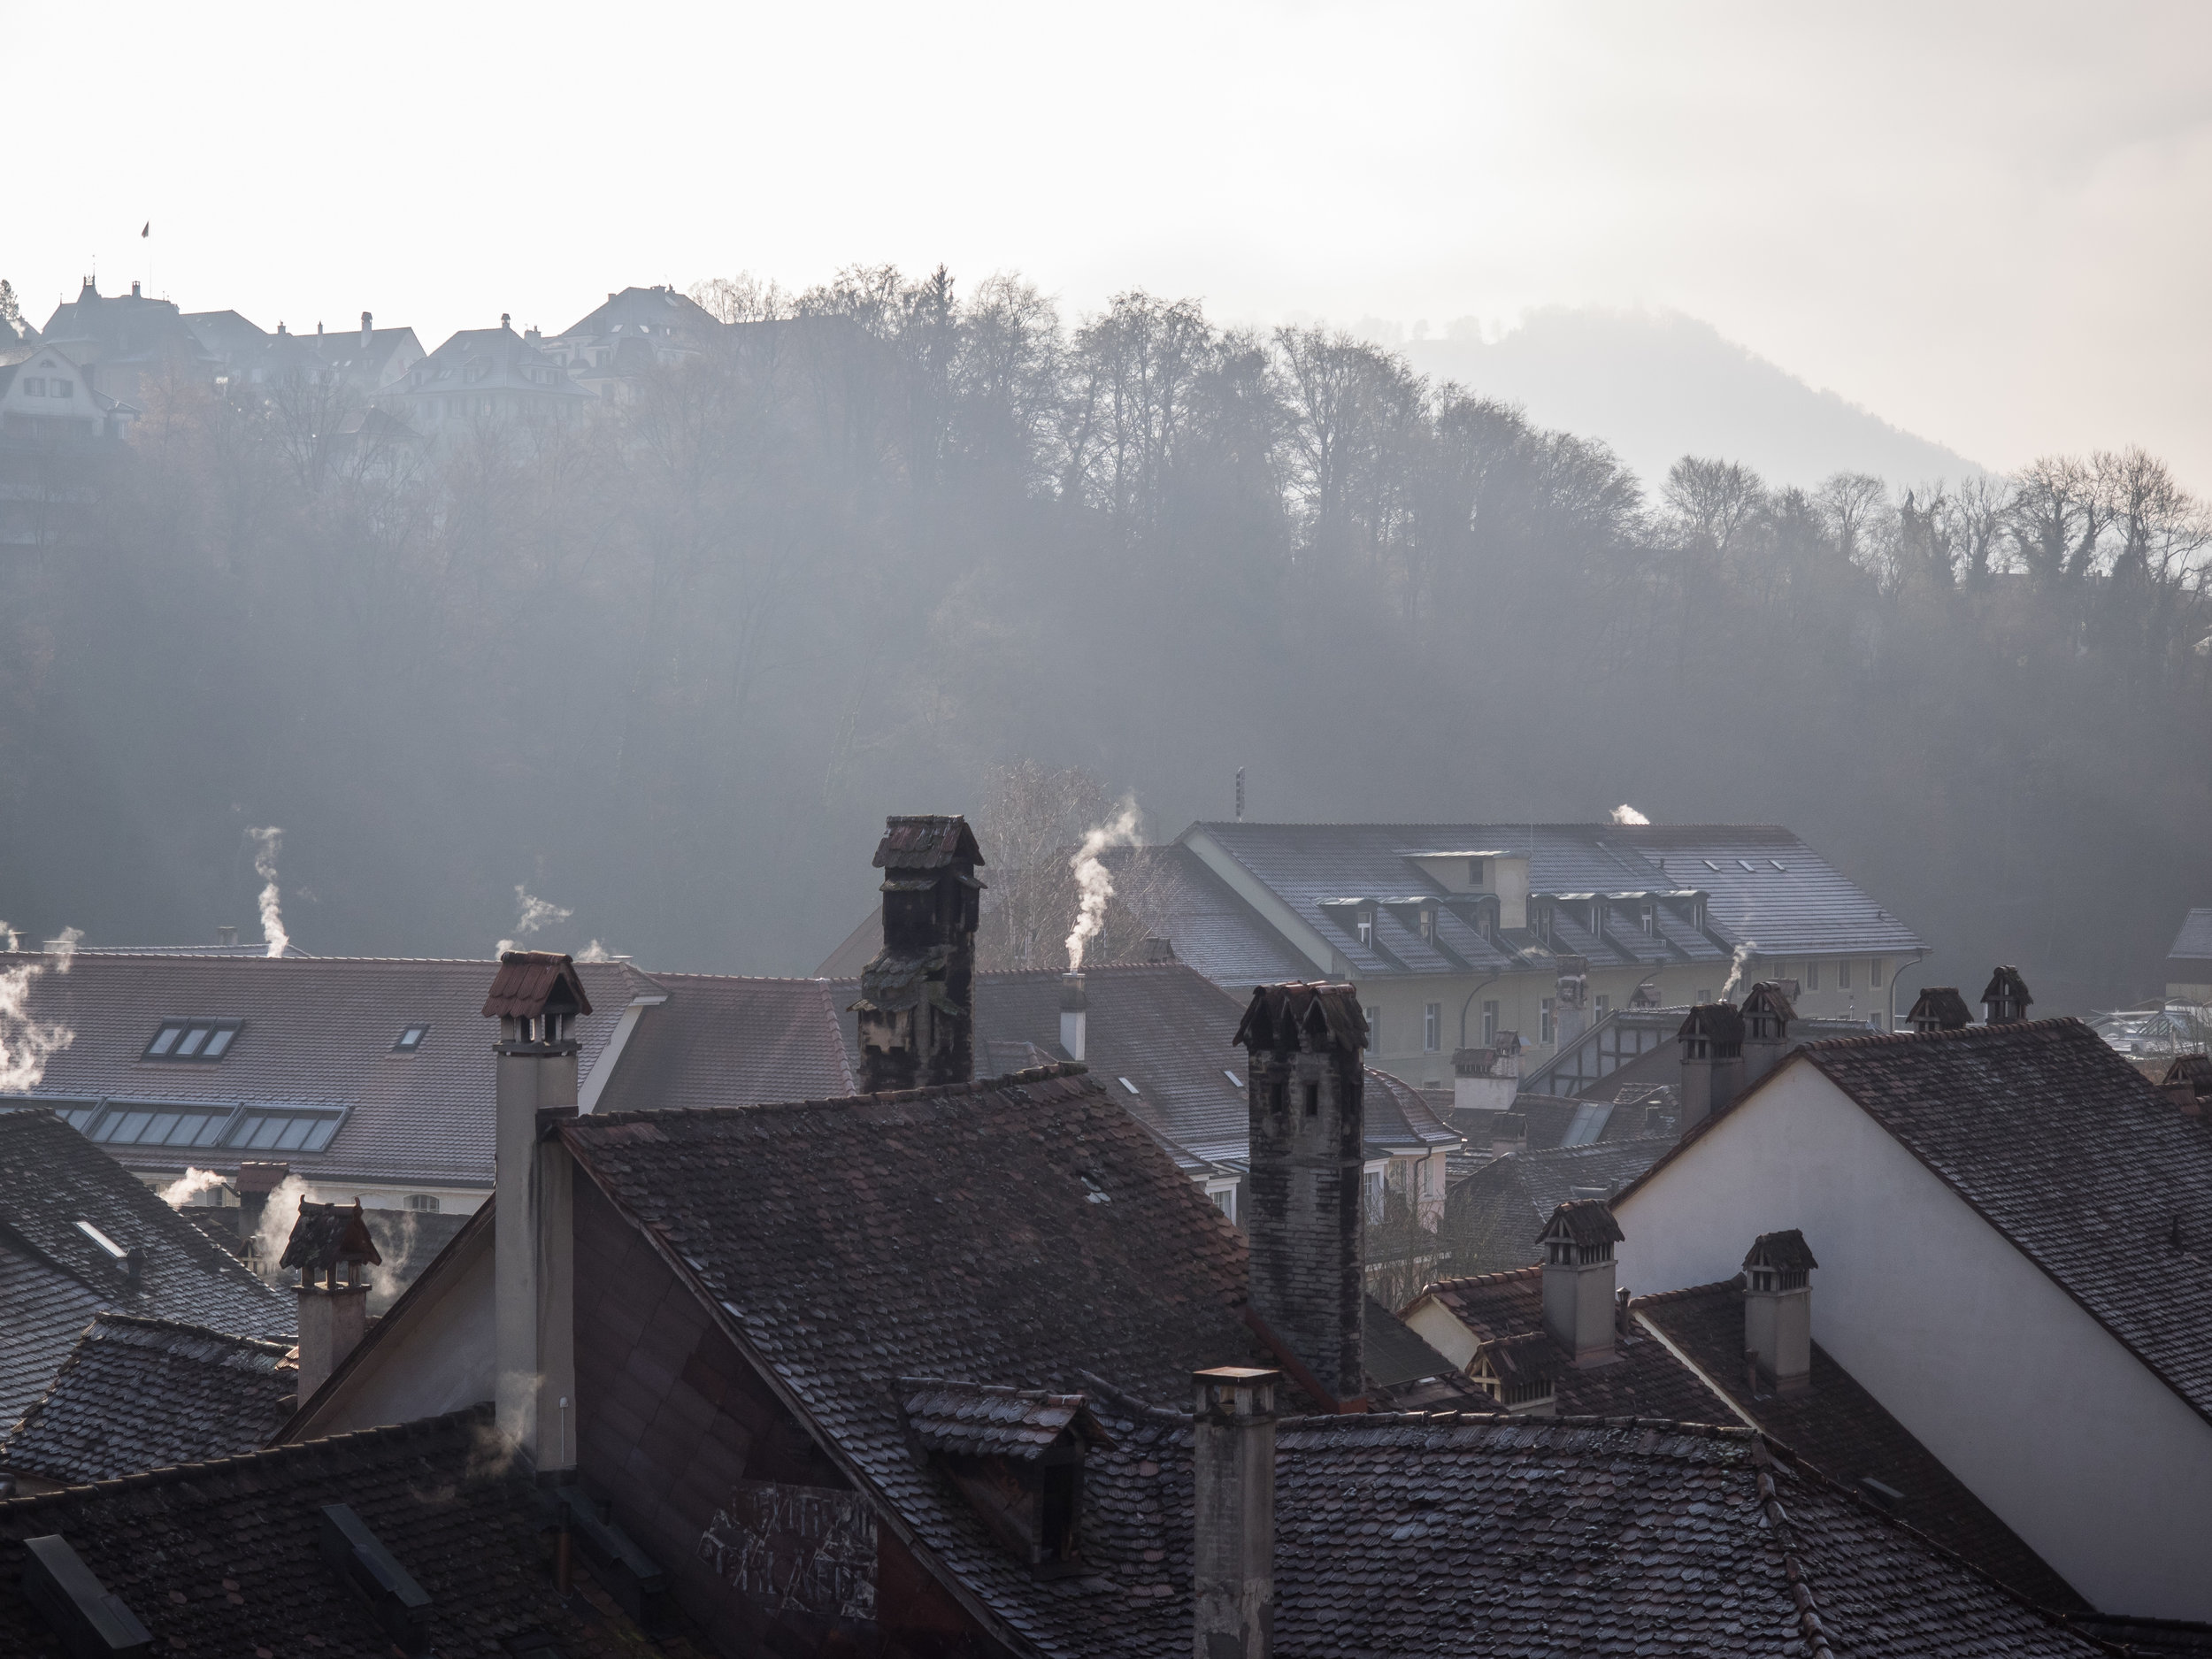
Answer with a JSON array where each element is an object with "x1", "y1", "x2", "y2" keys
[
  {"x1": 1535, "y1": 905, "x2": 1553, "y2": 943},
  {"x1": 1417, "y1": 906, "x2": 1435, "y2": 942},
  {"x1": 1469, "y1": 857, "x2": 1487, "y2": 888},
  {"x1": 143, "y1": 1018, "x2": 242, "y2": 1063},
  {"x1": 1640, "y1": 902, "x2": 1655, "y2": 936},
  {"x1": 901, "y1": 1380, "x2": 1111, "y2": 1578},
  {"x1": 1356, "y1": 906, "x2": 1374, "y2": 949}
]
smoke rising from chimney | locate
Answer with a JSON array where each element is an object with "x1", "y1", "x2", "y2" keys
[
  {"x1": 248, "y1": 827, "x2": 289, "y2": 956},
  {"x1": 1064, "y1": 798, "x2": 1141, "y2": 972},
  {"x1": 1609, "y1": 804, "x2": 1650, "y2": 825},
  {"x1": 0, "y1": 921, "x2": 80, "y2": 1091},
  {"x1": 1719, "y1": 941, "x2": 1757, "y2": 1002},
  {"x1": 575, "y1": 940, "x2": 612, "y2": 963},
  {"x1": 159, "y1": 1166, "x2": 228, "y2": 1207},
  {"x1": 251, "y1": 1172, "x2": 314, "y2": 1279},
  {"x1": 495, "y1": 886, "x2": 572, "y2": 956}
]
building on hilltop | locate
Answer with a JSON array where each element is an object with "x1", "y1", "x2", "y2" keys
[
  {"x1": 374, "y1": 318, "x2": 593, "y2": 441},
  {"x1": 33, "y1": 277, "x2": 221, "y2": 409},
  {"x1": 541, "y1": 283, "x2": 724, "y2": 403}
]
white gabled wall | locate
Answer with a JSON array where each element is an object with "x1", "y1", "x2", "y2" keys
[{"x1": 1616, "y1": 1056, "x2": 2212, "y2": 1620}]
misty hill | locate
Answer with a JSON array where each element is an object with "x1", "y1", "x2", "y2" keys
[{"x1": 1399, "y1": 309, "x2": 1983, "y2": 494}]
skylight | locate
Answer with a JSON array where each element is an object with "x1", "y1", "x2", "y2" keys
[
  {"x1": 393, "y1": 1025, "x2": 429, "y2": 1053},
  {"x1": 70, "y1": 1098, "x2": 349, "y2": 1153},
  {"x1": 74, "y1": 1218, "x2": 127, "y2": 1261},
  {"x1": 142, "y1": 1018, "x2": 241, "y2": 1063},
  {"x1": 1118, "y1": 1077, "x2": 1141, "y2": 1095}
]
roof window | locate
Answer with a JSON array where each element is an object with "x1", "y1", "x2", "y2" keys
[
  {"x1": 21, "y1": 1534, "x2": 152, "y2": 1656},
  {"x1": 90, "y1": 1101, "x2": 235, "y2": 1148},
  {"x1": 393, "y1": 1025, "x2": 429, "y2": 1054},
  {"x1": 143, "y1": 1018, "x2": 241, "y2": 1062},
  {"x1": 234, "y1": 1103, "x2": 345, "y2": 1152},
  {"x1": 1118, "y1": 1077, "x2": 1141, "y2": 1096},
  {"x1": 74, "y1": 1218, "x2": 127, "y2": 1261},
  {"x1": 1701, "y1": 858, "x2": 1722, "y2": 872}
]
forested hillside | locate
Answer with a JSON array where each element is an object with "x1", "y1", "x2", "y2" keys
[{"x1": 2, "y1": 266, "x2": 2206, "y2": 1012}]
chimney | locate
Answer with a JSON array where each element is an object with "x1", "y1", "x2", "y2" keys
[
  {"x1": 217, "y1": 924, "x2": 237, "y2": 948},
  {"x1": 501, "y1": 311, "x2": 512, "y2": 330},
  {"x1": 1552, "y1": 954, "x2": 1590, "y2": 1050},
  {"x1": 234, "y1": 1160, "x2": 290, "y2": 1259},
  {"x1": 281, "y1": 1199, "x2": 381, "y2": 1402},
  {"x1": 1742, "y1": 1230, "x2": 1816, "y2": 1394},
  {"x1": 482, "y1": 949, "x2": 592, "y2": 1474},
  {"x1": 1536, "y1": 1199, "x2": 1622, "y2": 1367},
  {"x1": 361, "y1": 310, "x2": 373, "y2": 347},
  {"x1": 1740, "y1": 980, "x2": 1794, "y2": 1087},
  {"x1": 130, "y1": 280, "x2": 142, "y2": 298},
  {"x1": 1981, "y1": 966, "x2": 2033, "y2": 1025},
  {"x1": 1451, "y1": 1040, "x2": 1517, "y2": 1113},
  {"x1": 316, "y1": 320, "x2": 324, "y2": 335},
  {"x1": 1676, "y1": 1003, "x2": 1745, "y2": 1132},
  {"x1": 1233, "y1": 982, "x2": 1367, "y2": 1402},
  {"x1": 1141, "y1": 934, "x2": 1176, "y2": 964},
  {"x1": 1907, "y1": 987, "x2": 1972, "y2": 1033},
  {"x1": 2162, "y1": 1054, "x2": 2211, "y2": 1117},
  {"x1": 1060, "y1": 972, "x2": 1087, "y2": 1063},
  {"x1": 852, "y1": 816, "x2": 985, "y2": 1093},
  {"x1": 1191, "y1": 1367, "x2": 1276, "y2": 1659}
]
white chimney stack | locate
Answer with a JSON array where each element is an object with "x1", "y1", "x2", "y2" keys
[
  {"x1": 1060, "y1": 972, "x2": 1087, "y2": 1063},
  {"x1": 1538, "y1": 1199, "x2": 1622, "y2": 1368},
  {"x1": 1743, "y1": 1230, "x2": 1816, "y2": 1394}
]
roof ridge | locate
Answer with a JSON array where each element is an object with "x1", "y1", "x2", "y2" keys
[
  {"x1": 575, "y1": 1063, "x2": 1098, "y2": 1128},
  {"x1": 87, "y1": 1310, "x2": 295, "y2": 1357},
  {"x1": 1630, "y1": 1278, "x2": 1740, "y2": 1309},
  {"x1": 1423, "y1": 1265, "x2": 1540, "y2": 1294},
  {"x1": 1800, "y1": 1015, "x2": 2088, "y2": 1053}
]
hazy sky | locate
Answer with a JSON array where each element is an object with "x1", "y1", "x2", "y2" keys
[{"x1": 9, "y1": 1, "x2": 2208, "y2": 485}]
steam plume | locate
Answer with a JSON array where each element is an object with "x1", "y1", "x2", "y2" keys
[
  {"x1": 496, "y1": 885, "x2": 572, "y2": 956},
  {"x1": 0, "y1": 920, "x2": 80, "y2": 1091},
  {"x1": 1609, "y1": 804, "x2": 1650, "y2": 826},
  {"x1": 1718, "y1": 941, "x2": 1757, "y2": 1002},
  {"x1": 575, "y1": 940, "x2": 612, "y2": 964},
  {"x1": 367, "y1": 1208, "x2": 417, "y2": 1309},
  {"x1": 1064, "y1": 799, "x2": 1141, "y2": 972},
  {"x1": 248, "y1": 827, "x2": 288, "y2": 956},
  {"x1": 159, "y1": 1166, "x2": 229, "y2": 1206},
  {"x1": 251, "y1": 1173, "x2": 314, "y2": 1279}
]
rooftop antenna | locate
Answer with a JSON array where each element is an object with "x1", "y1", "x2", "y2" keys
[{"x1": 1235, "y1": 767, "x2": 1245, "y2": 823}]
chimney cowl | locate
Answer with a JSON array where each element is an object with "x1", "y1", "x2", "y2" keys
[
  {"x1": 1742, "y1": 1230, "x2": 1816, "y2": 1394},
  {"x1": 1907, "y1": 987, "x2": 1973, "y2": 1033},
  {"x1": 1981, "y1": 966, "x2": 2033, "y2": 1025},
  {"x1": 1536, "y1": 1199, "x2": 1623, "y2": 1368}
]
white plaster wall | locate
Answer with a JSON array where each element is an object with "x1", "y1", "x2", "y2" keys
[
  {"x1": 1616, "y1": 1057, "x2": 2212, "y2": 1619},
  {"x1": 295, "y1": 1218, "x2": 495, "y2": 1439}
]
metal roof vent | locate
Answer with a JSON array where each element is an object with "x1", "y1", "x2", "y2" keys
[
  {"x1": 320, "y1": 1503, "x2": 431, "y2": 1653},
  {"x1": 21, "y1": 1534, "x2": 152, "y2": 1657}
]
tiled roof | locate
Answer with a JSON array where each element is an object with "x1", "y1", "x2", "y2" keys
[
  {"x1": 1745, "y1": 1229, "x2": 1818, "y2": 1273},
  {"x1": 899, "y1": 1379, "x2": 1110, "y2": 1459},
  {"x1": 592, "y1": 973, "x2": 856, "y2": 1114},
  {"x1": 0, "y1": 1111, "x2": 290, "y2": 1431},
  {"x1": 1362, "y1": 1070, "x2": 1461, "y2": 1155},
  {"x1": 2170, "y1": 909, "x2": 2212, "y2": 964},
  {"x1": 873, "y1": 814, "x2": 983, "y2": 869},
  {"x1": 1607, "y1": 823, "x2": 1924, "y2": 956},
  {"x1": 479, "y1": 949, "x2": 594, "y2": 1018},
  {"x1": 1437, "y1": 1138, "x2": 1677, "y2": 1278},
  {"x1": 1636, "y1": 1279, "x2": 2084, "y2": 1609},
  {"x1": 0, "y1": 1314, "x2": 296, "y2": 1486},
  {"x1": 0, "y1": 1405, "x2": 695, "y2": 1657},
  {"x1": 0, "y1": 951, "x2": 655, "y2": 1189},
  {"x1": 1099, "y1": 844, "x2": 1321, "y2": 988}
]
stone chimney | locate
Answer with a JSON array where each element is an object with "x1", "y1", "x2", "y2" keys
[
  {"x1": 1982, "y1": 966, "x2": 2033, "y2": 1025},
  {"x1": 281, "y1": 1199, "x2": 380, "y2": 1402},
  {"x1": 1676, "y1": 1003, "x2": 1746, "y2": 1132},
  {"x1": 852, "y1": 816, "x2": 985, "y2": 1093},
  {"x1": 1536, "y1": 1199, "x2": 1622, "y2": 1368},
  {"x1": 1742, "y1": 1230, "x2": 1817, "y2": 1394},
  {"x1": 1233, "y1": 982, "x2": 1368, "y2": 1402},
  {"x1": 1740, "y1": 981, "x2": 1795, "y2": 1088},
  {"x1": 360, "y1": 310, "x2": 373, "y2": 347},
  {"x1": 1552, "y1": 953, "x2": 1590, "y2": 1051},
  {"x1": 1059, "y1": 972, "x2": 1087, "y2": 1063},
  {"x1": 482, "y1": 949, "x2": 592, "y2": 1475},
  {"x1": 1450, "y1": 1040, "x2": 1518, "y2": 1113},
  {"x1": 217, "y1": 925, "x2": 237, "y2": 949},
  {"x1": 1192, "y1": 1367, "x2": 1277, "y2": 1659},
  {"x1": 1908, "y1": 987, "x2": 1973, "y2": 1033}
]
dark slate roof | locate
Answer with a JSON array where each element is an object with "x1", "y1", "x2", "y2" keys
[
  {"x1": 0, "y1": 1111, "x2": 290, "y2": 1431},
  {"x1": 0, "y1": 1406, "x2": 689, "y2": 1657},
  {"x1": 1363, "y1": 1070, "x2": 1461, "y2": 1156},
  {"x1": 1436, "y1": 1138, "x2": 1677, "y2": 1278},
  {"x1": 387, "y1": 325, "x2": 593, "y2": 399},
  {"x1": 1097, "y1": 844, "x2": 1318, "y2": 988},
  {"x1": 0, "y1": 1314, "x2": 296, "y2": 1486},
  {"x1": 2170, "y1": 910, "x2": 2212, "y2": 964},
  {"x1": 553, "y1": 284, "x2": 722, "y2": 343},
  {"x1": 899, "y1": 1379, "x2": 1110, "y2": 1458},
  {"x1": 1232, "y1": 980, "x2": 1366, "y2": 1051},
  {"x1": 1359, "y1": 1296, "x2": 1462, "y2": 1390},
  {"x1": 0, "y1": 951, "x2": 654, "y2": 1190},
  {"x1": 1637, "y1": 1018, "x2": 2212, "y2": 1427},
  {"x1": 1637, "y1": 1279, "x2": 2084, "y2": 1609},
  {"x1": 357, "y1": 1207, "x2": 470, "y2": 1311},
  {"x1": 593, "y1": 973, "x2": 855, "y2": 1113}
]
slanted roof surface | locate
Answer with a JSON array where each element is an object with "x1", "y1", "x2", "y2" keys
[
  {"x1": 1438, "y1": 1137, "x2": 1677, "y2": 1277},
  {"x1": 0, "y1": 1313, "x2": 296, "y2": 1486},
  {"x1": 899, "y1": 1379, "x2": 1110, "y2": 1459},
  {"x1": 596, "y1": 973, "x2": 855, "y2": 1114},
  {"x1": 1099, "y1": 843, "x2": 1319, "y2": 987},
  {"x1": 2170, "y1": 910, "x2": 2212, "y2": 964},
  {"x1": 0, "y1": 1405, "x2": 685, "y2": 1657}
]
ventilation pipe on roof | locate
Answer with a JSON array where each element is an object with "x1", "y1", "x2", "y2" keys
[
  {"x1": 1192, "y1": 1367, "x2": 1277, "y2": 1659},
  {"x1": 1742, "y1": 1231, "x2": 1816, "y2": 1394},
  {"x1": 1060, "y1": 972, "x2": 1087, "y2": 1064}
]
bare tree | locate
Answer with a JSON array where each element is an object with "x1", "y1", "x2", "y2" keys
[{"x1": 1664, "y1": 457, "x2": 1768, "y2": 556}]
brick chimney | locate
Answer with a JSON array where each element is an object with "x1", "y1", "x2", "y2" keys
[
  {"x1": 1192, "y1": 1367, "x2": 1277, "y2": 1659},
  {"x1": 1676, "y1": 1003, "x2": 1746, "y2": 1131},
  {"x1": 1982, "y1": 966, "x2": 2033, "y2": 1025},
  {"x1": 1742, "y1": 1230, "x2": 1816, "y2": 1394},
  {"x1": 1233, "y1": 982, "x2": 1368, "y2": 1402},
  {"x1": 1552, "y1": 953, "x2": 1590, "y2": 1051},
  {"x1": 482, "y1": 949, "x2": 592, "y2": 1474},
  {"x1": 1537, "y1": 1199, "x2": 1622, "y2": 1367},
  {"x1": 1740, "y1": 980, "x2": 1794, "y2": 1088},
  {"x1": 1059, "y1": 972, "x2": 1087, "y2": 1063},
  {"x1": 281, "y1": 1199, "x2": 380, "y2": 1402},
  {"x1": 1908, "y1": 987, "x2": 1973, "y2": 1033},
  {"x1": 853, "y1": 816, "x2": 984, "y2": 1093}
]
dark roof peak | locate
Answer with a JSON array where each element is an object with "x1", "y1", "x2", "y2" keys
[
  {"x1": 873, "y1": 815, "x2": 984, "y2": 870},
  {"x1": 899, "y1": 1378, "x2": 1114, "y2": 1457},
  {"x1": 581, "y1": 1061, "x2": 1094, "y2": 1129},
  {"x1": 480, "y1": 950, "x2": 594, "y2": 1019},
  {"x1": 1743, "y1": 1229, "x2": 1818, "y2": 1273},
  {"x1": 1538, "y1": 1197, "x2": 1624, "y2": 1247},
  {"x1": 279, "y1": 1199, "x2": 381, "y2": 1273},
  {"x1": 1232, "y1": 981, "x2": 1367, "y2": 1054}
]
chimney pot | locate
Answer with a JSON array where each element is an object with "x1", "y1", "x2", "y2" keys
[
  {"x1": 1981, "y1": 966, "x2": 2033, "y2": 1025},
  {"x1": 501, "y1": 311, "x2": 511, "y2": 330},
  {"x1": 1192, "y1": 1367, "x2": 1276, "y2": 1659},
  {"x1": 361, "y1": 310, "x2": 373, "y2": 348},
  {"x1": 855, "y1": 817, "x2": 984, "y2": 1093},
  {"x1": 1060, "y1": 972, "x2": 1088, "y2": 1064}
]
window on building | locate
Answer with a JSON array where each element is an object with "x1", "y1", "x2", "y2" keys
[
  {"x1": 1838, "y1": 959, "x2": 1853, "y2": 990},
  {"x1": 1469, "y1": 857, "x2": 1487, "y2": 887},
  {"x1": 1302, "y1": 1082, "x2": 1319, "y2": 1118},
  {"x1": 1482, "y1": 1001, "x2": 1499, "y2": 1046},
  {"x1": 1418, "y1": 906, "x2": 1435, "y2": 942},
  {"x1": 230, "y1": 1105, "x2": 345, "y2": 1153},
  {"x1": 1640, "y1": 903, "x2": 1655, "y2": 936},
  {"x1": 405, "y1": 1194, "x2": 441, "y2": 1212},
  {"x1": 393, "y1": 1025, "x2": 429, "y2": 1054},
  {"x1": 1365, "y1": 1006, "x2": 1382, "y2": 1049},
  {"x1": 1363, "y1": 1169, "x2": 1386, "y2": 1223},
  {"x1": 54, "y1": 380, "x2": 71, "y2": 399},
  {"x1": 1209, "y1": 1186, "x2": 1237, "y2": 1225},
  {"x1": 90, "y1": 1102, "x2": 234, "y2": 1148},
  {"x1": 23, "y1": 377, "x2": 44, "y2": 396},
  {"x1": 1424, "y1": 1003, "x2": 1440, "y2": 1052},
  {"x1": 1869, "y1": 1012, "x2": 1886, "y2": 1033},
  {"x1": 143, "y1": 1019, "x2": 242, "y2": 1063},
  {"x1": 1540, "y1": 998, "x2": 1555, "y2": 1043},
  {"x1": 1356, "y1": 910, "x2": 1373, "y2": 949},
  {"x1": 1870, "y1": 958, "x2": 1886, "y2": 987},
  {"x1": 1595, "y1": 995, "x2": 1610, "y2": 1016},
  {"x1": 1805, "y1": 960, "x2": 1821, "y2": 991}
]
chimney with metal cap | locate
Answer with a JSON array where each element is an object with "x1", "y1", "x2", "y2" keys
[
  {"x1": 1060, "y1": 972, "x2": 1087, "y2": 1063},
  {"x1": 1192, "y1": 1367, "x2": 1276, "y2": 1659},
  {"x1": 853, "y1": 816, "x2": 985, "y2": 1092},
  {"x1": 482, "y1": 949, "x2": 590, "y2": 1473},
  {"x1": 360, "y1": 310, "x2": 373, "y2": 348},
  {"x1": 1907, "y1": 987, "x2": 1973, "y2": 1033}
]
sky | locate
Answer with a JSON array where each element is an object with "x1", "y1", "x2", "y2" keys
[{"x1": 6, "y1": 0, "x2": 2209, "y2": 486}]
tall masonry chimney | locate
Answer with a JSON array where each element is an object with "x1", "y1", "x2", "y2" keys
[
  {"x1": 1060, "y1": 972, "x2": 1087, "y2": 1063},
  {"x1": 1537, "y1": 1199, "x2": 1622, "y2": 1367},
  {"x1": 1739, "y1": 980, "x2": 1794, "y2": 1088},
  {"x1": 482, "y1": 949, "x2": 592, "y2": 1475},
  {"x1": 1192, "y1": 1367, "x2": 1277, "y2": 1659},
  {"x1": 1676, "y1": 1002, "x2": 1746, "y2": 1133},
  {"x1": 852, "y1": 816, "x2": 984, "y2": 1093},
  {"x1": 360, "y1": 310, "x2": 373, "y2": 348},
  {"x1": 1233, "y1": 982, "x2": 1368, "y2": 1403},
  {"x1": 1742, "y1": 1230, "x2": 1816, "y2": 1394},
  {"x1": 281, "y1": 1200, "x2": 381, "y2": 1402},
  {"x1": 1981, "y1": 966, "x2": 2032, "y2": 1025}
]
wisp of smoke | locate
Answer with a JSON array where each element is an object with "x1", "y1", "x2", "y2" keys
[
  {"x1": 1610, "y1": 804, "x2": 1651, "y2": 826},
  {"x1": 495, "y1": 885, "x2": 572, "y2": 956},
  {"x1": 575, "y1": 940, "x2": 612, "y2": 964},
  {"x1": 1718, "y1": 941, "x2": 1757, "y2": 1002},
  {"x1": 251, "y1": 1173, "x2": 314, "y2": 1280},
  {"x1": 159, "y1": 1166, "x2": 229, "y2": 1207},
  {"x1": 0, "y1": 921, "x2": 79, "y2": 1092},
  {"x1": 368, "y1": 1207, "x2": 415, "y2": 1309},
  {"x1": 1064, "y1": 799, "x2": 1142, "y2": 972},
  {"x1": 248, "y1": 827, "x2": 289, "y2": 956}
]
